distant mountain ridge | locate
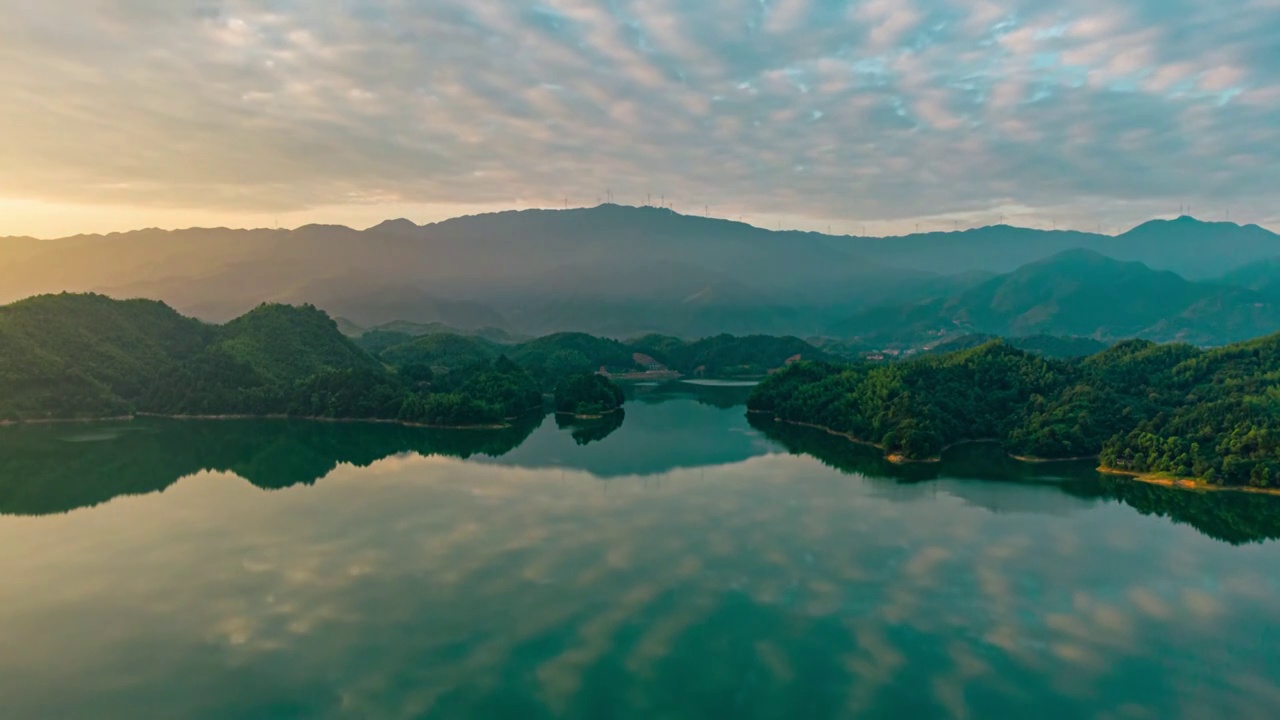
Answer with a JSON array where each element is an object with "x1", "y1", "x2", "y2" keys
[
  {"x1": 851, "y1": 216, "x2": 1280, "y2": 278},
  {"x1": 3, "y1": 207, "x2": 1278, "y2": 339}
]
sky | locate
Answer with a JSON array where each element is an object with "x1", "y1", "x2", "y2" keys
[{"x1": 2, "y1": 0, "x2": 1279, "y2": 238}]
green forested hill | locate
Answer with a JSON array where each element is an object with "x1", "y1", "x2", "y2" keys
[
  {"x1": 553, "y1": 373, "x2": 625, "y2": 416},
  {"x1": 921, "y1": 334, "x2": 1110, "y2": 359},
  {"x1": 629, "y1": 333, "x2": 828, "y2": 376},
  {"x1": 750, "y1": 334, "x2": 1280, "y2": 488},
  {"x1": 508, "y1": 332, "x2": 641, "y2": 387},
  {"x1": 213, "y1": 304, "x2": 382, "y2": 383},
  {"x1": 0, "y1": 294, "x2": 541, "y2": 427},
  {"x1": 377, "y1": 333, "x2": 499, "y2": 370},
  {"x1": 0, "y1": 293, "x2": 841, "y2": 425},
  {"x1": 0, "y1": 294, "x2": 213, "y2": 419},
  {"x1": 833, "y1": 250, "x2": 1280, "y2": 346}
]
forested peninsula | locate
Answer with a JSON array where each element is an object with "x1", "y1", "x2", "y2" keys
[
  {"x1": 0, "y1": 294, "x2": 568, "y2": 427},
  {"x1": 749, "y1": 336, "x2": 1280, "y2": 489},
  {"x1": 0, "y1": 293, "x2": 816, "y2": 428}
]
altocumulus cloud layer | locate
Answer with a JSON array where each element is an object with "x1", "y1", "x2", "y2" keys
[{"x1": 2, "y1": 0, "x2": 1279, "y2": 233}]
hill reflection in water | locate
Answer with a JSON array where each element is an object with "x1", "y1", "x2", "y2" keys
[
  {"x1": 2, "y1": 382, "x2": 1279, "y2": 544},
  {"x1": 750, "y1": 414, "x2": 1280, "y2": 546}
]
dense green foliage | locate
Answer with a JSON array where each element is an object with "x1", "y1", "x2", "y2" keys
[
  {"x1": 750, "y1": 334, "x2": 1280, "y2": 487},
  {"x1": 354, "y1": 329, "x2": 417, "y2": 355},
  {"x1": 510, "y1": 332, "x2": 640, "y2": 387},
  {"x1": 751, "y1": 343, "x2": 1064, "y2": 459},
  {"x1": 215, "y1": 303, "x2": 384, "y2": 383},
  {"x1": 923, "y1": 333, "x2": 1110, "y2": 359},
  {"x1": 554, "y1": 373, "x2": 625, "y2": 416},
  {"x1": 377, "y1": 332, "x2": 498, "y2": 370},
  {"x1": 0, "y1": 293, "x2": 212, "y2": 419},
  {"x1": 0, "y1": 295, "x2": 838, "y2": 427},
  {"x1": 630, "y1": 333, "x2": 827, "y2": 376},
  {"x1": 366, "y1": 328, "x2": 828, "y2": 390},
  {"x1": 0, "y1": 295, "x2": 540, "y2": 427}
]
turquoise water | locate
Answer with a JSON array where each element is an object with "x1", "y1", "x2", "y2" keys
[{"x1": 1, "y1": 383, "x2": 1278, "y2": 719}]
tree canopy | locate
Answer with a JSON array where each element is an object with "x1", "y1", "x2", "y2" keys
[
  {"x1": 554, "y1": 373, "x2": 625, "y2": 417},
  {"x1": 749, "y1": 334, "x2": 1280, "y2": 488}
]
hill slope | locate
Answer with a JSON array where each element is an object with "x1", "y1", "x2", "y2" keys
[
  {"x1": 833, "y1": 250, "x2": 1280, "y2": 346},
  {"x1": 0, "y1": 294, "x2": 540, "y2": 427},
  {"x1": 1219, "y1": 257, "x2": 1280, "y2": 297},
  {"x1": 212, "y1": 304, "x2": 383, "y2": 384},
  {"x1": 0, "y1": 294, "x2": 212, "y2": 419},
  {"x1": 750, "y1": 333, "x2": 1280, "y2": 488}
]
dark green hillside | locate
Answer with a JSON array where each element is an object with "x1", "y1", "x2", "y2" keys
[
  {"x1": 366, "y1": 320, "x2": 523, "y2": 344},
  {"x1": 751, "y1": 332, "x2": 1280, "y2": 488},
  {"x1": 923, "y1": 334, "x2": 1109, "y2": 359},
  {"x1": 214, "y1": 303, "x2": 382, "y2": 383},
  {"x1": 143, "y1": 303, "x2": 400, "y2": 419},
  {"x1": 1012, "y1": 335, "x2": 1111, "y2": 358},
  {"x1": 1100, "y1": 333, "x2": 1280, "y2": 486},
  {"x1": 750, "y1": 343, "x2": 1066, "y2": 460},
  {"x1": 0, "y1": 294, "x2": 543, "y2": 428},
  {"x1": 355, "y1": 329, "x2": 415, "y2": 355},
  {"x1": 554, "y1": 373, "x2": 625, "y2": 416},
  {"x1": 406, "y1": 356, "x2": 542, "y2": 422},
  {"x1": 378, "y1": 333, "x2": 499, "y2": 370},
  {"x1": 0, "y1": 293, "x2": 212, "y2": 420},
  {"x1": 510, "y1": 333, "x2": 640, "y2": 387},
  {"x1": 627, "y1": 334, "x2": 687, "y2": 364},
  {"x1": 630, "y1": 334, "x2": 827, "y2": 376}
]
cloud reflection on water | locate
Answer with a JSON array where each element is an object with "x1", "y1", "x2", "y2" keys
[{"x1": 0, "y1": 449, "x2": 1279, "y2": 718}]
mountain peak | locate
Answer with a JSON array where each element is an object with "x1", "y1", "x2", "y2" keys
[
  {"x1": 1125, "y1": 215, "x2": 1231, "y2": 234},
  {"x1": 368, "y1": 218, "x2": 419, "y2": 234},
  {"x1": 1024, "y1": 248, "x2": 1131, "y2": 272}
]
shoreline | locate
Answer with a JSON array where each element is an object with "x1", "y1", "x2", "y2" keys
[
  {"x1": 0, "y1": 416, "x2": 134, "y2": 427},
  {"x1": 757, "y1": 414, "x2": 1101, "y2": 466},
  {"x1": 554, "y1": 407, "x2": 623, "y2": 421},
  {"x1": 757, "y1": 416, "x2": 947, "y2": 464},
  {"x1": 605, "y1": 371, "x2": 683, "y2": 381},
  {"x1": 1010, "y1": 453, "x2": 1100, "y2": 463},
  {"x1": 754, "y1": 413, "x2": 1280, "y2": 497},
  {"x1": 1098, "y1": 467, "x2": 1280, "y2": 497}
]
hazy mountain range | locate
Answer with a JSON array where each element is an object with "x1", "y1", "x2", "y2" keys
[{"x1": 3, "y1": 206, "x2": 1279, "y2": 345}]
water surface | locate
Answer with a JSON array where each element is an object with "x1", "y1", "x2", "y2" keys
[{"x1": 1, "y1": 383, "x2": 1278, "y2": 719}]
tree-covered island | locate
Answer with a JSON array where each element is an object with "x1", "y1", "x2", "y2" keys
[{"x1": 553, "y1": 372, "x2": 626, "y2": 418}]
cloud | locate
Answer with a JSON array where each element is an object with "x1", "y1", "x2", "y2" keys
[{"x1": 0, "y1": 0, "x2": 1278, "y2": 235}]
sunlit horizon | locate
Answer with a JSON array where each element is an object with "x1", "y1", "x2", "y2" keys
[{"x1": 3, "y1": 196, "x2": 1272, "y2": 241}]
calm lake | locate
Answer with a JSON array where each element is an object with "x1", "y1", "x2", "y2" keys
[{"x1": 2, "y1": 382, "x2": 1279, "y2": 719}]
